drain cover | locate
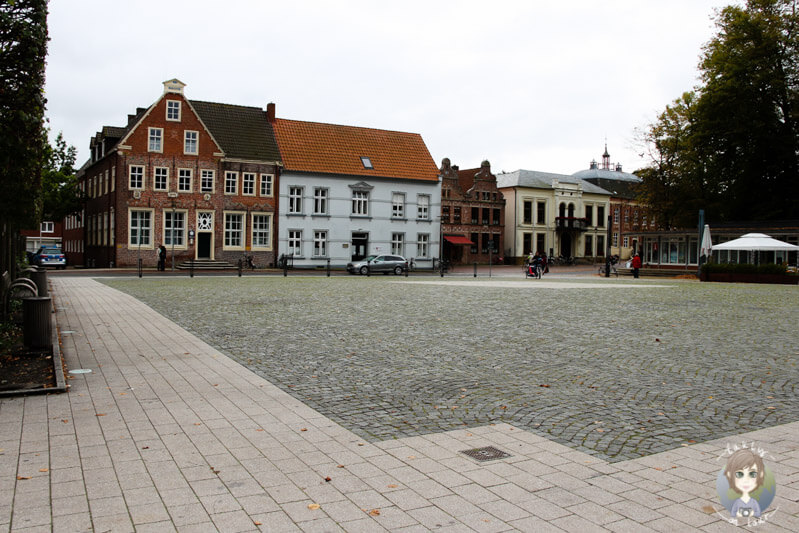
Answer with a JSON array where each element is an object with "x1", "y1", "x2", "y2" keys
[{"x1": 460, "y1": 446, "x2": 511, "y2": 462}]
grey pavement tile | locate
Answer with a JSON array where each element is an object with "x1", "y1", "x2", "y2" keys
[
  {"x1": 305, "y1": 498, "x2": 363, "y2": 523},
  {"x1": 477, "y1": 498, "x2": 531, "y2": 522},
  {"x1": 383, "y1": 488, "x2": 431, "y2": 511},
  {"x1": 368, "y1": 505, "x2": 421, "y2": 530},
  {"x1": 604, "y1": 518, "x2": 656, "y2": 533},
  {"x1": 430, "y1": 493, "x2": 484, "y2": 517},
  {"x1": 298, "y1": 517, "x2": 347, "y2": 532},
  {"x1": 335, "y1": 518, "x2": 388, "y2": 533},
  {"x1": 90, "y1": 512, "x2": 135, "y2": 533},
  {"x1": 407, "y1": 505, "x2": 460, "y2": 530},
  {"x1": 51, "y1": 494, "x2": 89, "y2": 517},
  {"x1": 210, "y1": 509, "x2": 260, "y2": 532},
  {"x1": 508, "y1": 515, "x2": 568, "y2": 533},
  {"x1": 168, "y1": 502, "x2": 211, "y2": 526},
  {"x1": 133, "y1": 521, "x2": 179, "y2": 533},
  {"x1": 51, "y1": 512, "x2": 92, "y2": 533},
  {"x1": 607, "y1": 499, "x2": 665, "y2": 523},
  {"x1": 266, "y1": 483, "x2": 307, "y2": 504},
  {"x1": 9, "y1": 505, "x2": 51, "y2": 529},
  {"x1": 551, "y1": 513, "x2": 612, "y2": 533},
  {"x1": 515, "y1": 494, "x2": 572, "y2": 521},
  {"x1": 458, "y1": 511, "x2": 515, "y2": 533},
  {"x1": 566, "y1": 501, "x2": 625, "y2": 525},
  {"x1": 88, "y1": 495, "x2": 128, "y2": 517},
  {"x1": 405, "y1": 478, "x2": 453, "y2": 499},
  {"x1": 198, "y1": 492, "x2": 243, "y2": 515}
]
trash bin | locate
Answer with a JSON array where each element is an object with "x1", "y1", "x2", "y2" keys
[
  {"x1": 29, "y1": 269, "x2": 48, "y2": 297},
  {"x1": 23, "y1": 296, "x2": 52, "y2": 350}
]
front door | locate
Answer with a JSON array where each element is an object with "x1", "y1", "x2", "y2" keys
[
  {"x1": 560, "y1": 233, "x2": 572, "y2": 258},
  {"x1": 352, "y1": 233, "x2": 368, "y2": 261},
  {"x1": 197, "y1": 233, "x2": 212, "y2": 259}
]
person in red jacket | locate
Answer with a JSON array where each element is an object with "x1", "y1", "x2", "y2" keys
[{"x1": 631, "y1": 253, "x2": 642, "y2": 278}]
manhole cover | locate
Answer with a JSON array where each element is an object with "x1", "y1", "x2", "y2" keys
[
  {"x1": 460, "y1": 446, "x2": 511, "y2": 462},
  {"x1": 68, "y1": 369, "x2": 92, "y2": 374}
]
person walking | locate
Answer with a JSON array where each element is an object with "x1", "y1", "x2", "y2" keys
[
  {"x1": 157, "y1": 245, "x2": 167, "y2": 271},
  {"x1": 631, "y1": 253, "x2": 642, "y2": 279}
]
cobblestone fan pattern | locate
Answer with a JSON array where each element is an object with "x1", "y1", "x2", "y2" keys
[{"x1": 105, "y1": 277, "x2": 799, "y2": 462}]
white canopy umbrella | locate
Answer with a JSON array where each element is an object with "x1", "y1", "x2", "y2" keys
[
  {"x1": 712, "y1": 233, "x2": 799, "y2": 251},
  {"x1": 700, "y1": 224, "x2": 712, "y2": 256}
]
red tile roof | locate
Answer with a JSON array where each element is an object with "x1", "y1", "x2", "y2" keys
[{"x1": 272, "y1": 119, "x2": 439, "y2": 182}]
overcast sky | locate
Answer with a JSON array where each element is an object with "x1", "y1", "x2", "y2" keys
[{"x1": 45, "y1": 0, "x2": 734, "y2": 176}]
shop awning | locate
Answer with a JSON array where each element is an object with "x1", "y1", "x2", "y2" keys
[{"x1": 444, "y1": 235, "x2": 474, "y2": 245}]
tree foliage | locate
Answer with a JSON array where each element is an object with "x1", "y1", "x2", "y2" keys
[
  {"x1": 41, "y1": 131, "x2": 83, "y2": 221},
  {"x1": 637, "y1": 0, "x2": 799, "y2": 226}
]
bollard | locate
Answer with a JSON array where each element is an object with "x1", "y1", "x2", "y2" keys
[
  {"x1": 405, "y1": 262, "x2": 408, "y2": 278},
  {"x1": 326, "y1": 259, "x2": 331, "y2": 277},
  {"x1": 238, "y1": 258, "x2": 243, "y2": 277},
  {"x1": 190, "y1": 258, "x2": 194, "y2": 278},
  {"x1": 473, "y1": 262, "x2": 477, "y2": 278},
  {"x1": 23, "y1": 296, "x2": 52, "y2": 350},
  {"x1": 138, "y1": 258, "x2": 142, "y2": 278},
  {"x1": 29, "y1": 269, "x2": 48, "y2": 297}
]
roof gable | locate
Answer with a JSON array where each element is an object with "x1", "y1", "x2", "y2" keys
[{"x1": 273, "y1": 119, "x2": 438, "y2": 181}]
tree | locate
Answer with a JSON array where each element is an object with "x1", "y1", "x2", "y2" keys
[
  {"x1": 637, "y1": 0, "x2": 799, "y2": 225},
  {"x1": 41, "y1": 131, "x2": 83, "y2": 222},
  {"x1": 0, "y1": 0, "x2": 48, "y2": 276}
]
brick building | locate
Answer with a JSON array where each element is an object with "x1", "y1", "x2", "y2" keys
[
  {"x1": 439, "y1": 159, "x2": 505, "y2": 265},
  {"x1": 78, "y1": 79, "x2": 281, "y2": 268}
]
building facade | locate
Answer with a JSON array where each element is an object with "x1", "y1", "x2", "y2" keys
[
  {"x1": 78, "y1": 79, "x2": 281, "y2": 268},
  {"x1": 497, "y1": 170, "x2": 612, "y2": 262},
  {"x1": 439, "y1": 159, "x2": 505, "y2": 264},
  {"x1": 271, "y1": 109, "x2": 441, "y2": 269}
]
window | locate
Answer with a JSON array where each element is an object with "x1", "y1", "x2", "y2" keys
[
  {"x1": 289, "y1": 186, "x2": 303, "y2": 214},
  {"x1": 242, "y1": 173, "x2": 255, "y2": 196},
  {"x1": 471, "y1": 232, "x2": 479, "y2": 254},
  {"x1": 313, "y1": 231, "x2": 327, "y2": 257},
  {"x1": 417, "y1": 195, "x2": 429, "y2": 220},
  {"x1": 40, "y1": 221, "x2": 54, "y2": 233},
  {"x1": 471, "y1": 207, "x2": 479, "y2": 224},
  {"x1": 288, "y1": 230, "x2": 302, "y2": 256},
  {"x1": 224, "y1": 213, "x2": 244, "y2": 248},
  {"x1": 201, "y1": 170, "x2": 214, "y2": 192},
  {"x1": 597, "y1": 206, "x2": 605, "y2": 227},
  {"x1": 392, "y1": 193, "x2": 405, "y2": 218},
  {"x1": 523, "y1": 233, "x2": 532, "y2": 255},
  {"x1": 417, "y1": 234, "x2": 429, "y2": 258},
  {"x1": 166, "y1": 100, "x2": 181, "y2": 121},
  {"x1": 623, "y1": 236, "x2": 629, "y2": 247},
  {"x1": 523, "y1": 201, "x2": 533, "y2": 224},
  {"x1": 154, "y1": 167, "x2": 168, "y2": 191},
  {"x1": 260, "y1": 174, "x2": 273, "y2": 197},
  {"x1": 178, "y1": 169, "x2": 192, "y2": 192},
  {"x1": 584, "y1": 235, "x2": 593, "y2": 256},
  {"x1": 596, "y1": 235, "x2": 605, "y2": 257},
  {"x1": 164, "y1": 211, "x2": 185, "y2": 246},
  {"x1": 453, "y1": 206, "x2": 461, "y2": 223},
  {"x1": 148, "y1": 128, "x2": 163, "y2": 152},
  {"x1": 184, "y1": 130, "x2": 198, "y2": 154},
  {"x1": 614, "y1": 207, "x2": 620, "y2": 224},
  {"x1": 313, "y1": 188, "x2": 328, "y2": 215},
  {"x1": 197, "y1": 211, "x2": 213, "y2": 231},
  {"x1": 352, "y1": 190, "x2": 369, "y2": 216},
  {"x1": 225, "y1": 171, "x2": 238, "y2": 195},
  {"x1": 391, "y1": 233, "x2": 404, "y2": 255},
  {"x1": 129, "y1": 210, "x2": 152, "y2": 246},
  {"x1": 585, "y1": 205, "x2": 593, "y2": 226},
  {"x1": 252, "y1": 214, "x2": 272, "y2": 249},
  {"x1": 493, "y1": 208, "x2": 501, "y2": 225},
  {"x1": 129, "y1": 165, "x2": 144, "y2": 189},
  {"x1": 442, "y1": 205, "x2": 450, "y2": 224},
  {"x1": 613, "y1": 232, "x2": 619, "y2": 247},
  {"x1": 360, "y1": 156, "x2": 373, "y2": 169},
  {"x1": 482, "y1": 208, "x2": 490, "y2": 225}
]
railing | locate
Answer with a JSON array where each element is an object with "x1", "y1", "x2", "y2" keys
[{"x1": 555, "y1": 217, "x2": 589, "y2": 231}]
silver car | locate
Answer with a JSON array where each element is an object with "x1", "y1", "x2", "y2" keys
[{"x1": 347, "y1": 254, "x2": 408, "y2": 275}]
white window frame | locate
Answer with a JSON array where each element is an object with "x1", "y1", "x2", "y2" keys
[
  {"x1": 417, "y1": 194, "x2": 429, "y2": 220},
  {"x1": 287, "y1": 230, "x2": 302, "y2": 256},
  {"x1": 154, "y1": 167, "x2": 168, "y2": 191},
  {"x1": 392, "y1": 192, "x2": 405, "y2": 219},
  {"x1": 148, "y1": 127, "x2": 163, "y2": 152},
  {"x1": 313, "y1": 187, "x2": 328, "y2": 215},
  {"x1": 200, "y1": 169, "x2": 215, "y2": 193},
  {"x1": 223, "y1": 211, "x2": 246, "y2": 250},
  {"x1": 242, "y1": 172, "x2": 256, "y2": 196},
  {"x1": 251, "y1": 213, "x2": 273, "y2": 250},
  {"x1": 391, "y1": 233, "x2": 404, "y2": 256},
  {"x1": 288, "y1": 186, "x2": 303, "y2": 214},
  {"x1": 129, "y1": 165, "x2": 144, "y2": 190},
  {"x1": 166, "y1": 100, "x2": 181, "y2": 121},
  {"x1": 40, "y1": 221, "x2": 54, "y2": 233},
  {"x1": 259, "y1": 174, "x2": 274, "y2": 197},
  {"x1": 224, "y1": 171, "x2": 238, "y2": 195},
  {"x1": 184, "y1": 130, "x2": 198, "y2": 155},
  {"x1": 164, "y1": 209, "x2": 187, "y2": 249},
  {"x1": 313, "y1": 231, "x2": 327, "y2": 257},
  {"x1": 417, "y1": 233, "x2": 430, "y2": 258},
  {"x1": 352, "y1": 190, "x2": 369, "y2": 216},
  {"x1": 128, "y1": 208, "x2": 153, "y2": 248},
  {"x1": 178, "y1": 168, "x2": 192, "y2": 193}
]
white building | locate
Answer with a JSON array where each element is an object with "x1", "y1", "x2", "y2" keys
[{"x1": 270, "y1": 108, "x2": 441, "y2": 269}]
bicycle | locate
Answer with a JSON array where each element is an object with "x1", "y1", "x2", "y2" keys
[
  {"x1": 524, "y1": 262, "x2": 542, "y2": 279},
  {"x1": 598, "y1": 262, "x2": 618, "y2": 277}
]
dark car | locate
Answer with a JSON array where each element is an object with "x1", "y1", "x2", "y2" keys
[
  {"x1": 347, "y1": 254, "x2": 408, "y2": 275},
  {"x1": 33, "y1": 246, "x2": 67, "y2": 269}
]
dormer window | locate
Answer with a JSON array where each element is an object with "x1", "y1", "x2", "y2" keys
[
  {"x1": 360, "y1": 156, "x2": 373, "y2": 169},
  {"x1": 167, "y1": 100, "x2": 181, "y2": 121}
]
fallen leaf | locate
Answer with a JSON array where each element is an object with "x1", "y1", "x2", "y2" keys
[
  {"x1": 308, "y1": 503, "x2": 320, "y2": 510},
  {"x1": 701, "y1": 505, "x2": 717, "y2": 514},
  {"x1": 539, "y1": 384, "x2": 550, "y2": 388},
  {"x1": 324, "y1": 477, "x2": 331, "y2": 482},
  {"x1": 39, "y1": 468, "x2": 48, "y2": 472},
  {"x1": 61, "y1": 419, "x2": 68, "y2": 423},
  {"x1": 256, "y1": 428, "x2": 264, "y2": 432},
  {"x1": 253, "y1": 521, "x2": 262, "y2": 526},
  {"x1": 407, "y1": 455, "x2": 416, "y2": 460},
  {"x1": 194, "y1": 423, "x2": 202, "y2": 426},
  {"x1": 17, "y1": 476, "x2": 31, "y2": 480},
  {"x1": 369, "y1": 509, "x2": 381, "y2": 516},
  {"x1": 337, "y1": 464, "x2": 345, "y2": 468},
  {"x1": 387, "y1": 484, "x2": 398, "y2": 488},
  {"x1": 767, "y1": 406, "x2": 776, "y2": 409},
  {"x1": 300, "y1": 428, "x2": 308, "y2": 432},
  {"x1": 96, "y1": 413, "x2": 106, "y2": 417}
]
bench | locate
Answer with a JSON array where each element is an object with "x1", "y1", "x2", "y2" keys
[{"x1": 2, "y1": 271, "x2": 39, "y2": 321}]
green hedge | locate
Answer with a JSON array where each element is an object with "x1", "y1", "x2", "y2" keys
[{"x1": 700, "y1": 263, "x2": 789, "y2": 275}]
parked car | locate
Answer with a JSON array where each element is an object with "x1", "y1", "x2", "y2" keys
[
  {"x1": 347, "y1": 254, "x2": 408, "y2": 275},
  {"x1": 33, "y1": 246, "x2": 67, "y2": 269}
]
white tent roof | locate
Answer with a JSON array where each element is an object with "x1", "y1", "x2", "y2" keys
[{"x1": 712, "y1": 233, "x2": 799, "y2": 251}]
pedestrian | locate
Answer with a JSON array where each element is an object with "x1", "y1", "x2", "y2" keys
[
  {"x1": 157, "y1": 245, "x2": 167, "y2": 271},
  {"x1": 631, "y1": 253, "x2": 642, "y2": 279}
]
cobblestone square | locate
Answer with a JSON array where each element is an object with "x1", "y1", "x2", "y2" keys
[{"x1": 104, "y1": 276, "x2": 798, "y2": 462}]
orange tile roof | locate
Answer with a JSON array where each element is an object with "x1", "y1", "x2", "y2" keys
[{"x1": 272, "y1": 119, "x2": 439, "y2": 182}]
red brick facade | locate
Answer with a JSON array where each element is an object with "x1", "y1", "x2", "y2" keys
[{"x1": 439, "y1": 159, "x2": 505, "y2": 264}]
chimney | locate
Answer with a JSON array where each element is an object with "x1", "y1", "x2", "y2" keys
[{"x1": 267, "y1": 102, "x2": 276, "y2": 122}]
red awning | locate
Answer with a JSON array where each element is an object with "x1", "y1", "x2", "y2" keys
[{"x1": 444, "y1": 235, "x2": 474, "y2": 245}]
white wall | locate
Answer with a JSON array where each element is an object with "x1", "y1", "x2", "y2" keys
[{"x1": 277, "y1": 172, "x2": 441, "y2": 268}]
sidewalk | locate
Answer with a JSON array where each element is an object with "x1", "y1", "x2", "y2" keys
[{"x1": 1, "y1": 277, "x2": 796, "y2": 532}]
